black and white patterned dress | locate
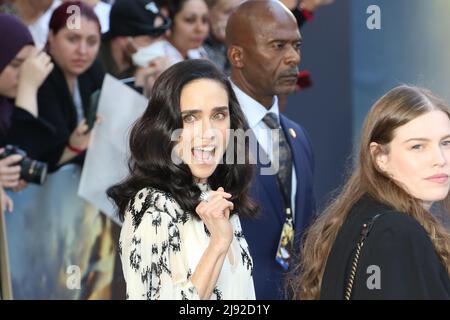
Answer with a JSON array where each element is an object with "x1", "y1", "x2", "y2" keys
[{"x1": 119, "y1": 184, "x2": 255, "y2": 300}]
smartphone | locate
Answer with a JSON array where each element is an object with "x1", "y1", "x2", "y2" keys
[{"x1": 86, "y1": 89, "x2": 101, "y2": 131}]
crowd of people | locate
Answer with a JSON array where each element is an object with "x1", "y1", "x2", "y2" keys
[{"x1": 1, "y1": 0, "x2": 449, "y2": 300}]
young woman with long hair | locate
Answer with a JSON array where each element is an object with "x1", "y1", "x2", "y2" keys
[
  {"x1": 290, "y1": 85, "x2": 450, "y2": 299},
  {"x1": 108, "y1": 59, "x2": 258, "y2": 300}
]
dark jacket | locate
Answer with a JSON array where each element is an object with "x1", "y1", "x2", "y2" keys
[
  {"x1": 240, "y1": 114, "x2": 316, "y2": 300},
  {"x1": 320, "y1": 194, "x2": 450, "y2": 299},
  {"x1": 5, "y1": 59, "x2": 104, "y2": 172}
]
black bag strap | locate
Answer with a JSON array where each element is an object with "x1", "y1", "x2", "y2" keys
[{"x1": 344, "y1": 213, "x2": 385, "y2": 300}]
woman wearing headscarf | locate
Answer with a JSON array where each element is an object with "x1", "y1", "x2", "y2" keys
[
  {"x1": 3, "y1": 3, "x2": 116, "y2": 299},
  {"x1": 0, "y1": 13, "x2": 53, "y2": 146},
  {"x1": 0, "y1": 13, "x2": 53, "y2": 211},
  {"x1": 5, "y1": 1, "x2": 104, "y2": 172}
]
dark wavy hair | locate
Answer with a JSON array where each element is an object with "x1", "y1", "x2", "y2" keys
[
  {"x1": 167, "y1": 0, "x2": 191, "y2": 27},
  {"x1": 107, "y1": 59, "x2": 258, "y2": 221}
]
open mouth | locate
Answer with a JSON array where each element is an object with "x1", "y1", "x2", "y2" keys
[{"x1": 192, "y1": 145, "x2": 216, "y2": 164}]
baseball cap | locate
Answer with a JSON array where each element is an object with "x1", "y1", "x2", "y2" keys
[{"x1": 106, "y1": 0, "x2": 171, "y2": 38}]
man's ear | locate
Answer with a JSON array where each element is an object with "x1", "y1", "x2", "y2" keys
[
  {"x1": 227, "y1": 45, "x2": 244, "y2": 68},
  {"x1": 370, "y1": 142, "x2": 388, "y2": 172}
]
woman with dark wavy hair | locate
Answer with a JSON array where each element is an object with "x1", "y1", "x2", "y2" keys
[
  {"x1": 108, "y1": 59, "x2": 257, "y2": 300},
  {"x1": 289, "y1": 85, "x2": 450, "y2": 299}
]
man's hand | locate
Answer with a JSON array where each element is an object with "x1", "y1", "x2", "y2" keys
[{"x1": 134, "y1": 57, "x2": 172, "y2": 97}]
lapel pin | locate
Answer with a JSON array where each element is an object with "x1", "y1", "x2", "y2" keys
[{"x1": 289, "y1": 128, "x2": 296, "y2": 138}]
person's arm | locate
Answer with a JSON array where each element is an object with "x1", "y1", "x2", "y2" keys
[
  {"x1": 190, "y1": 241, "x2": 228, "y2": 299},
  {"x1": 120, "y1": 188, "x2": 199, "y2": 299},
  {"x1": 133, "y1": 57, "x2": 172, "y2": 98},
  {"x1": 354, "y1": 213, "x2": 450, "y2": 299},
  {"x1": 15, "y1": 47, "x2": 53, "y2": 117},
  {"x1": 6, "y1": 107, "x2": 64, "y2": 171},
  {"x1": 191, "y1": 187, "x2": 234, "y2": 299},
  {"x1": 7, "y1": 109, "x2": 94, "y2": 171},
  {"x1": 57, "y1": 119, "x2": 96, "y2": 166},
  {"x1": 121, "y1": 188, "x2": 233, "y2": 300}
]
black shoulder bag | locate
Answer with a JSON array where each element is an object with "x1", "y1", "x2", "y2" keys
[{"x1": 344, "y1": 213, "x2": 385, "y2": 300}]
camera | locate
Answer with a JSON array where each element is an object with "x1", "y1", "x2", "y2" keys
[{"x1": 0, "y1": 145, "x2": 48, "y2": 185}]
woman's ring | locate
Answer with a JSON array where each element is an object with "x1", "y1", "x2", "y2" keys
[{"x1": 200, "y1": 191, "x2": 211, "y2": 202}]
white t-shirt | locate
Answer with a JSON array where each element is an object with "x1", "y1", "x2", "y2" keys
[{"x1": 94, "y1": 1, "x2": 111, "y2": 34}]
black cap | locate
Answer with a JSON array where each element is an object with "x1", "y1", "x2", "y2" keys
[{"x1": 106, "y1": 0, "x2": 171, "y2": 38}]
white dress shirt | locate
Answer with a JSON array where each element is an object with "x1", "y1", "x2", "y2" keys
[{"x1": 230, "y1": 80, "x2": 297, "y2": 220}]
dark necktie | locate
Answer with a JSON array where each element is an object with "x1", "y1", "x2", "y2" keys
[
  {"x1": 262, "y1": 112, "x2": 295, "y2": 270},
  {"x1": 262, "y1": 112, "x2": 292, "y2": 204}
]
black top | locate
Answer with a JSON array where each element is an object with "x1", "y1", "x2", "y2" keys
[
  {"x1": 4, "y1": 59, "x2": 104, "y2": 172},
  {"x1": 320, "y1": 194, "x2": 450, "y2": 299}
]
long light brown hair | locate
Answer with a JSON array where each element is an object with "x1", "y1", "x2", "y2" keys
[{"x1": 289, "y1": 85, "x2": 450, "y2": 299}]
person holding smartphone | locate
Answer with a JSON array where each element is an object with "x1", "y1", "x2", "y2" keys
[
  {"x1": 6, "y1": 1, "x2": 104, "y2": 172},
  {"x1": 0, "y1": 13, "x2": 53, "y2": 210}
]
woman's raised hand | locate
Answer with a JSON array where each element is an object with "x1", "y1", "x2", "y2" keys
[{"x1": 195, "y1": 187, "x2": 234, "y2": 253}]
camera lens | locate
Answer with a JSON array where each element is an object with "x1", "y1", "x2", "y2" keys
[{"x1": 20, "y1": 158, "x2": 48, "y2": 185}]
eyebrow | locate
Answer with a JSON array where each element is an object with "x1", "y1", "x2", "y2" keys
[
  {"x1": 180, "y1": 106, "x2": 229, "y2": 115},
  {"x1": 184, "y1": 13, "x2": 208, "y2": 18},
  {"x1": 403, "y1": 134, "x2": 450, "y2": 143},
  {"x1": 268, "y1": 38, "x2": 303, "y2": 44},
  {"x1": 66, "y1": 32, "x2": 82, "y2": 38},
  {"x1": 65, "y1": 32, "x2": 99, "y2": 42}
]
